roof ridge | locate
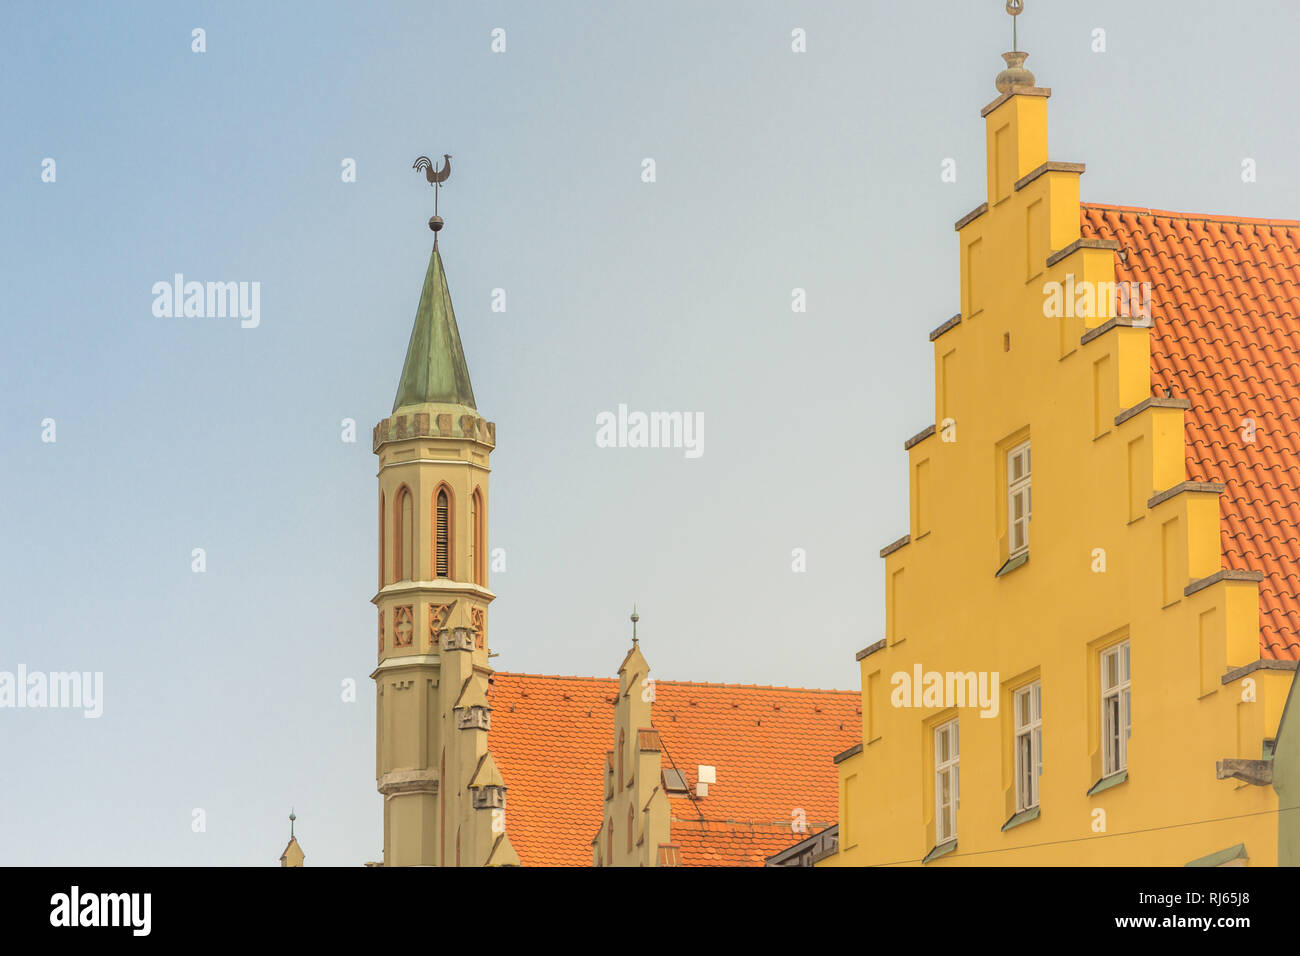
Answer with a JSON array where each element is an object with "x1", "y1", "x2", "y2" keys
[
  {"x1": 494, "y1": 671, "x2": 855, "y2": 695},
  {"x1": 1082, "y1": 201, "x2": 1300, "y2": 229},
  {"x1": 493, "y1": 672, "x2": 613, "y2": 684}
]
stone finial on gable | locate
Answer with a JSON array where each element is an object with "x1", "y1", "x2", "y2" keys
[
  {"x1": 469, "y1": 752, "x2": 508, "y2": 809},
  {"x1": 454, "y1": 674, "x2": 492, "y2": 730},
  {"x1": 485, "y1": 832, "x2": 521, "y2": 867},
  {"x1": 438, "y1": 600, "x2": 476, "y2": 652}
]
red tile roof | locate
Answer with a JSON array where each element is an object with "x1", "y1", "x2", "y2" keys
[
  {"x1": 668, "y1": 819, "x2": 814, "y2": 867},
  {"x1": 1081, "y1": 203, "x2": 1300, "y2": 660},
  {"x1": 487, "y1": 672, "x2": 859, "y2": 866}
]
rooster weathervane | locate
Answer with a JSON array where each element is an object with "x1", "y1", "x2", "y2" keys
[{"x1": 413, "y1": 153, "x2": 452, "y2": 237}]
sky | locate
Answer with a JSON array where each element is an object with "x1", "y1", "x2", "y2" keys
[{"x1": 4, "y1": 0, "x2": 1300, "y2": 865}]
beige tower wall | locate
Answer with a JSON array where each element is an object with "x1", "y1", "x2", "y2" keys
[{"x1": 371, "y1": 405, "x2": 517, "y2": 866}]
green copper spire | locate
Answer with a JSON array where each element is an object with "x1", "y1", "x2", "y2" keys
[{"x1": 392, "y1": 243, "x2": 476, "y2": 412}]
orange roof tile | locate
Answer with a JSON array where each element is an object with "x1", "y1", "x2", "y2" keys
[
  {"x1": 1081, "y1": 203, "x2": 1300, "y2": 660},
  {"x1": 487, "y1": 673, "x2": 858, "y2": 866},
  {"x1": 668, "y1": 820, "x2": 805, "y2": 867}
]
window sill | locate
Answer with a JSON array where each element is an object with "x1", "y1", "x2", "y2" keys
[
  {"x1": 1185, "y1": 843, "x2": 1248, "y2": 868},
  {"x1": 1001, "y1": 806, "x2": 1040, "y2": 831},
  {"x1": 922, "y1": 839, "x2": 957, "y2": 864},
  {"x1": 1087, "y1": 770, "x2": 1128, "y2": 796},
  {"x1": 996, "y1": 553, "x2": 1029, "y2": 577}
]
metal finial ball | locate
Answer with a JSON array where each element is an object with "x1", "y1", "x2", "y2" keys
[
  {"x1": 289, "y1": 810, "x2": 296, "y2": 822},
  {"x1": 631, "y1": 611, "x2": 639, "y2": 624},
  {"x1": 429, "y1": 215, "x2": 444, "y2": 233}
]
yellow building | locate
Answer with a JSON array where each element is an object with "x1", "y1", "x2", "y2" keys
[{"x1": 824, "y1": 48, "x2": 1299, "y2": 866}]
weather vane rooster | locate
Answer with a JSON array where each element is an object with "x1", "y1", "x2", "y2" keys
[{"x1": 412, "y1": 153, "x2": 452, "y2": 236}]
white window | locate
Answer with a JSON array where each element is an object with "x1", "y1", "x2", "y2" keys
[
  {"x1": 1014, "y1": 682, "x2": 1042, "y2": 811},
  {"x1": 1101, "y1": 642, "x2": 1131, "y2": 776},
  {"x1": 934, "y1": 719, "x2": 959, "y2": 844},
  {"x1": 1007, "y1": 441, "x2": 1031, "y2": 557}
]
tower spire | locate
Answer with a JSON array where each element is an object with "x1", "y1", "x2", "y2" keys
[{"x1": 393, "y1": 155, "x2": 475, "y2": 412}]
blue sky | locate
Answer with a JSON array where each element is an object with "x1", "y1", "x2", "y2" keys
[{"x1": 4, "y1": 0, "x2": 1300, "y2": 865}]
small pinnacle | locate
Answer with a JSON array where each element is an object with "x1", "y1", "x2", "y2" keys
[{"x1": 995, "y1": 1, "x2": 1034, "y2": 92}]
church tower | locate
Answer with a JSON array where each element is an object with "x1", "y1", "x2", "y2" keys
[{"x1": 370, "y1": 181, "x2": 519, "y2": 866}]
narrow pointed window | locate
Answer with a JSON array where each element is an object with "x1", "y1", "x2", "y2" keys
[
  {"x1": 436, "y1": 489, "x2": 451, "y2": 578},
  {"x1": 396, "y1": 487, "x2": 414, "y2": 582},
  {"x1": 379, "y1": 493, "x2": 386, "y2": 588},
  {"x1": 618, "y1": 730, "x2": 625, "y2": 792},
  {"x1": 607, "y1": 819, "x2": 613, "y2": 862},
  {"x1": 471, "y1": 489, "x2": 485, "y2": 585},
  {"x1": 627, "y1": 806, "x2": 635, "y2": 852}
]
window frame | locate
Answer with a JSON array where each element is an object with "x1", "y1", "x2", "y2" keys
[
  {"x1": 1101, "y1": 641, "x2": 1131, "y2": 776},
  {"x1": 434, "y1": 487, "x2": 451, "y2": 579},
  {"x1": 934, "y1": 718, "x2": 960, "y2": 844},
  {"x1": 1007, "y1": 441, "x2": 1032, "y2": 558},
  {"x1": 1013, "y1": 681, "x2": 1042, "y2": 812}
]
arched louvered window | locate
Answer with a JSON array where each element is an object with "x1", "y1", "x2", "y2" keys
[
  {"x1": 396, "y1": 486, "x2": 414, "y2": 581},
  {"x1": 378, "y1": 493, "x2": 386, "y2": 588},
  {"x1": 471, "y1": 488, "x2": 485, "y2": 585},
  {"x1": 627, "y1": 806, "x2": 635, "y2": 852},
  {"x1": 435, "y1": 489, "x2": 451, "y2": 578},
  {"x1": 618, "y1": 730, "x2": 625, "y2": 792}
]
